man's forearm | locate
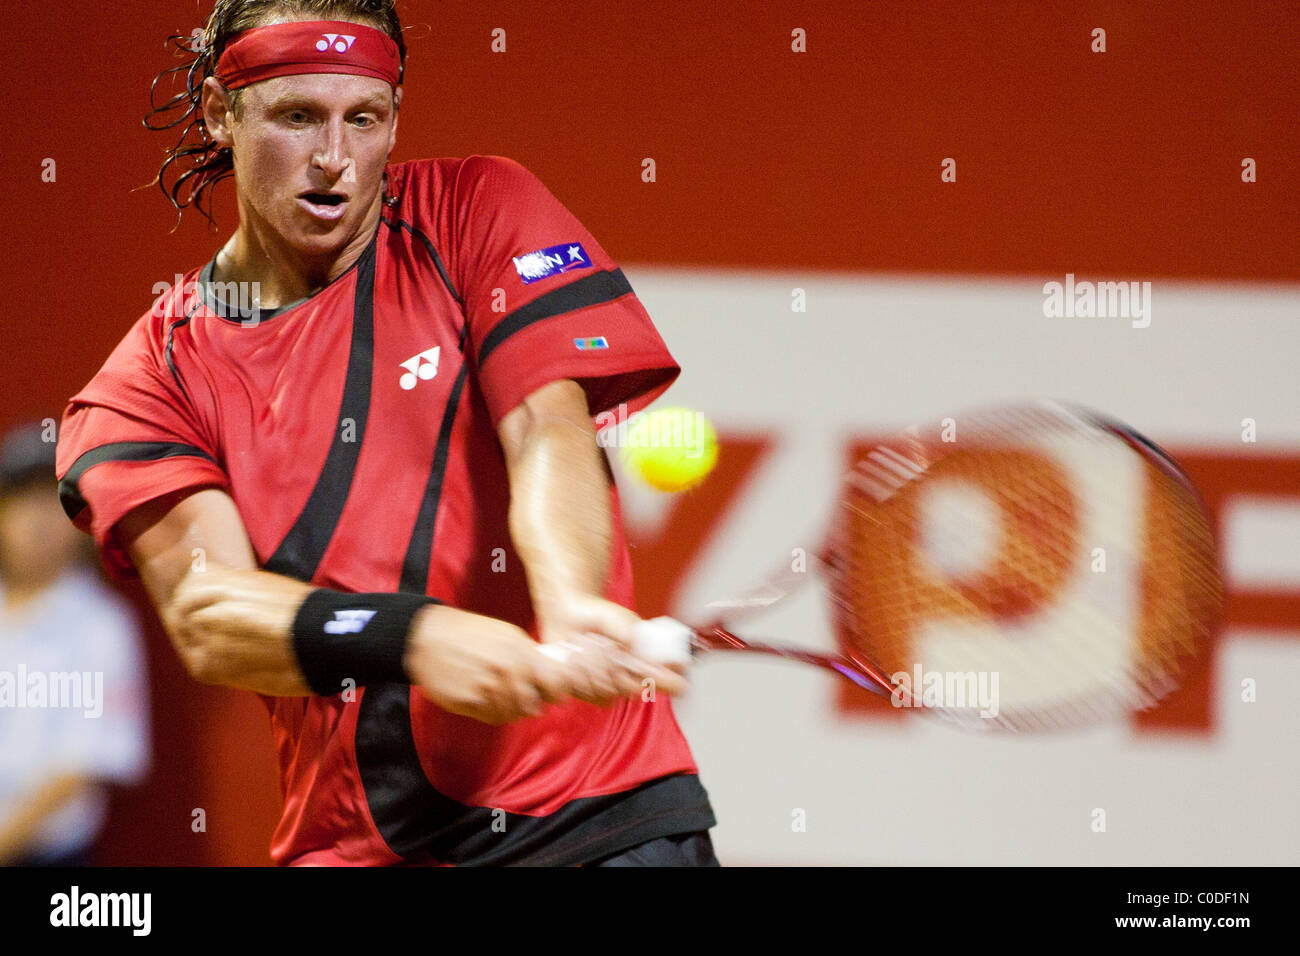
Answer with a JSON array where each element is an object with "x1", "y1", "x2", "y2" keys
[
  {"x1": 163, "y1": 566, "x2": 317, "y2": 695},
  {"x1": 506, "y1": 415, "x2": 615, "y2": 629},
  {"x1": 165, "y1": 567, "x2": 454, "y2": 699},
  {"x1": 500, "y1": 397, "x2": 682, "y2": 695},
  {"x1": 123, "y1": 489, "x2": 318, "y2": 697}
]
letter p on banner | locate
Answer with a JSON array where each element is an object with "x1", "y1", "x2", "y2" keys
[{"x1": 830, "y1": 403, "x2": 1220, "y2": 730}]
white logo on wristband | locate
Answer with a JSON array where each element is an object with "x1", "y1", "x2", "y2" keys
[{"x1": 325, "y1": 609, "x2": 377, "y2": 635}]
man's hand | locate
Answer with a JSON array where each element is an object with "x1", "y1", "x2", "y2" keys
[
  {"x1": 537, "y1": 591, "x2": 688, "y2": 703},
  {"x1": 404, "y1": 604, "x2": 572, "y2": 724},
  {"x1": 404, "y1": 599, "x2": 686, "y2": 725}
]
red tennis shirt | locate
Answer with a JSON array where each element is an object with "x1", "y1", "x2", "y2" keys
[{"x1": 55, "y1": 155, "x2": 715, "y2": 865}]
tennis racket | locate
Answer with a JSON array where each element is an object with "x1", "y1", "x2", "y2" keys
[{"x1": 628, "y1": 400, "x2": 1222, "y2": 732}]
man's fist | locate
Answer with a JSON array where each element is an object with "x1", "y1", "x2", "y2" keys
[
  {"x1": 536, "y1": 592, "x2": 689, "y2": 703},
  {"x1": 404, "y1": 605, "x2": 566, "y2": 724}
]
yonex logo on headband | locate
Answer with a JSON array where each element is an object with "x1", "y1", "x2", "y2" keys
[
  {"x1": 317, "y1": 34, "x2": 358, "y2": 53},
  {"x1": 216, "y1": 20, "x2": 402, "y2": 91}
]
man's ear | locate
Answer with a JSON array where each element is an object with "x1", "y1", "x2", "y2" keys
[
  {"x1": 388, "y1": 86, "x2": 402, "y2": 154},
  {"x1": 201, "y1": 76, "x2": 236, "y2": 149}
]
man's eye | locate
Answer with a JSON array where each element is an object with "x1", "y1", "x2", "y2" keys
[
  {"x1": 352, "y1": 115, "x2": 377, "y2": 128},
  {"x1": 285, "y1": 111, "x2": 310, "y2": 124}
]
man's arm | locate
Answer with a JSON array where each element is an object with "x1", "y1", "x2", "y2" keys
[
  {"x1": 497, "y1": 379, "x2": 686, "y2": 698},
  {"x1": 119, "y1": 488, "x2": 312, "y2": 694},
  {"x1": 117, "y1": 488, "x2": 574, "y2": 723}
]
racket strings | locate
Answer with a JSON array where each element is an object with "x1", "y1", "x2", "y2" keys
[{"x1": 829, "y1": 403, "x2": 1221, "y2": 732}]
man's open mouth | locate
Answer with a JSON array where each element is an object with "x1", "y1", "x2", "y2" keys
[{"x1": 301, "y1": 192, "x2": 347, "y2": 207}]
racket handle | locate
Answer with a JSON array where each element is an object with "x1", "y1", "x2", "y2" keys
[{"x1": 534, "y1": 618, "x2": 694, "y2": 667}]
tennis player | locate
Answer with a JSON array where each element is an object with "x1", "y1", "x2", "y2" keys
[{"x1": 55, "y1": 0, "x2": 717, "y2": 866}]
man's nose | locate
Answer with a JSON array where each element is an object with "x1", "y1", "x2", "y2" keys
[{"x1": 311, "y1": 121, "x2": 350, "y2": 179}]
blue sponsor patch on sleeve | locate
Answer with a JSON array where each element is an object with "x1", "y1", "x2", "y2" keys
[
  {"x1": 575, "y1": 336, "x2": 609, "y2": 350},
  {"x1": 512, "y1": 242, "x2": 592, "y2": 284}
]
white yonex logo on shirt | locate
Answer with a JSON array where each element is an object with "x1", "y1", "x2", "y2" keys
[
  {"x1": 399, "y1": 346, "x2": 440, "y2": 390},
  {"x1": 316, "y1": 33, "x2": 358, "y2": 53},
  {"x1": 325, "y1": 610, "x2": 377, "y2": 635}
]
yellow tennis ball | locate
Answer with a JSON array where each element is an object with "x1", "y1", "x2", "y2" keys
[{"x1": 621, "y1": 407, "x2": 718, "y2": 492}]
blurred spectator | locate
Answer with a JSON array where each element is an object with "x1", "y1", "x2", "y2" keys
[{"x1": 0, "y1": 420, "x2": 150, "y2": 866}]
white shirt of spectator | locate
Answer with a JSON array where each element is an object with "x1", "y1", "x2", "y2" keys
[{"x1": 0, "y1": 565, "x2": 150, "y2": 859}]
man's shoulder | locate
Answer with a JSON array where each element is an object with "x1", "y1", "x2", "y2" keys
[
  {"x1": 72, "y1": 279, "x2": 190, "y2": 383},
  {"x1": 62, "y1": 265, "x2": 210, "y2": 422},
  {"x1": 109, "y1": 265, "x2": 210, "y2": 354},
  {"x1": 386, "y1": 155, "x2": 549, "y2": 216},
  {"x1": 388, "y1": 154, "x2": 538, "y2": 181}
]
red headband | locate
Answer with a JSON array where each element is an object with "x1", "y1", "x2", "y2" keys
[{"x1": 216, "y1": 20, "x2": 401, "y2": 91}]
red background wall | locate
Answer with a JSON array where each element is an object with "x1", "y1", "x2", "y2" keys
[{"x1": 1, "y1": 1, "x2": 1295, "y2": 864}]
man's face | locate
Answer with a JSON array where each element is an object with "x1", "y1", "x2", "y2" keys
[{"x1": 208, "y1": 71, "x2": 401, "y2": 257}]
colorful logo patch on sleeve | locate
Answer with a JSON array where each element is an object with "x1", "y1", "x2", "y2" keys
[
  {"x1": 512, "y1": 242, "x2": 592, "y2": 284},
  {"x1": 575, "y1": 336, "x2": 609, "y2": 351}
]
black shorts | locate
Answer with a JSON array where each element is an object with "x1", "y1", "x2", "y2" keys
[{"x1": 582, "y1": 830, "x2": 720, "y2": 867}]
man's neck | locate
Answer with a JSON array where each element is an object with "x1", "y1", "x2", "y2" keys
[{"x1": 213, "y1": 188, "x2": 385, "y2": 308}]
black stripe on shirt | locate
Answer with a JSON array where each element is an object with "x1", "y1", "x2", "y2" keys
[
  {"x1": 399, "y1": 363, "x2": 469, "y2": 593},
  {"x1": 383, "y1": 217, "x2": 469, "y2": 353},
  {"x1": 382, "y1": 217, "x2": 463, "y2": 307},
  {"x1": 57, "y1": 441, "x2": 219, "y2": 521},
  {"x1": 263, "y1": 238, "x2": 378, "y2": 581},
  {"x1": 354, "y1": 354, "x2": 468, "y2": 855},
  {"x1": 164, "y1": 298, "x2": 203, "y2": 400},
  {"x1": 476, "y1": 268, "x2": 634, "y2": 365}
]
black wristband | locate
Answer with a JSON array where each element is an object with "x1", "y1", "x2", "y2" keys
[{"x1": 290, "y1": 589, "x2": 441, "y2": 696}]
